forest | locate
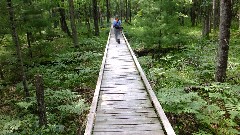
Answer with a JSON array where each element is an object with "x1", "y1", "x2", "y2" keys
[{"x1": 0, "y1": 0, "x2": 239, "y2": 135}]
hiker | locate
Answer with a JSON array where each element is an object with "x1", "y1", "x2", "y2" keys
[{"x1": 113, "y1": 16, "x2": 122, "y2": 44}]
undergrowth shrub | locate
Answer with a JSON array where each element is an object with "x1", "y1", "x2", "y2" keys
[
  {"x1": 126, "y1": 21, "x2": 240, "y2": 134},
  {"x1": 0, "y1": 31, "x2": 106, "y2": 134}
]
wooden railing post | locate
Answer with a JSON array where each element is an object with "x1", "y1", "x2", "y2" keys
[{"x1": 35, "y1": 74, "x2": 47, "y2": 127}]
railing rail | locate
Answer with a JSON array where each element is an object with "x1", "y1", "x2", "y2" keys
[{"x1": 84, "y1": 31, "x2": 111, "y2": 135}]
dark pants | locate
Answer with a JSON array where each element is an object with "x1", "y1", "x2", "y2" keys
[{"x1": 114, "y1": 28, "x2": 121, "y2": 42}]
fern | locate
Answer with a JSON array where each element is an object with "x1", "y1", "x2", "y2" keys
[
  {"x1": 57, "y1": 99, "x2": 88, "y2": 115},
  {"x1": 16, "y1": 101, "x2": 34, "y2": 109},
  {"x1": 0, "y1": 116, "x2": 21, "y2": 135},
  {"x1": 157, "y1": 88, "x2": 206, "y2": 114}
]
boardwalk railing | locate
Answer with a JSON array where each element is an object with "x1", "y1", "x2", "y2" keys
[
  {"x1": 84, "y1": 29, "x2": 176, "y2": 135},
  {"x1": 84, "y1": 31, "x2": 111, "y2": 135}
]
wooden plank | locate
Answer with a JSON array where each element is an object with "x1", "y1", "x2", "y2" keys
[
  {"x1": 99, "y1": 90, "x2": 147, "y2": 94},
  {"x1": 94, "y1": 118, "x2": 160, "y2": 125},
  {"x1": 101, "y1": 80, "x2": 143, "y2": 85},
  {"x1": 97, "y1": 104, "x2": 153, "y2": 109},
  {"x1": 99, "y1": 96, "x2": 148, "y2": 101},
  {"x1": 98, "y1": 106, "x2": 154, "y2": 110},
  {"x1": 95, "y1": 117, "x2": 160, "y2": 122},
  {"x1": 94, "y1": 126, "x2": 162, "y2": 132},
  {"x1": 96, "y1": 108, "x2": 156, "y2": 114},
  {"x1": 101, "y1": 82, "x2": 145, "y2": 87},
  {"x1": 95, "y1": 112, "x2": 157, "y2": 117},
  {"x1": 93, "y1": 130, "x2": 164, "y2": 135},
  {"x1": 98, "y1": 99, "x2": 151, "y2": 105},
  {"x1": 100, "y1": 87, "x2": 146, "y2": 90},
  {"x1": 84, "y1": 31, "x2": 111, "y2": 135},
  {"x1": 102, "y1": 78, "x2": 142, "y2": 82},
  {"x1": 94, "y1": 124, "x2": 161, "y2": 131},
  {"x1": 122, "y1": 32, "x2": 176, "y2": 135},
  {"x1": 101, "y1": 93, "x2": 147, "y2": 97},
  {"x1": 94, "y1": 115, "x2": 159, "y2": 120},
  {"x1": 100, "y1": 86, "x2": 145, "y2": 90}
]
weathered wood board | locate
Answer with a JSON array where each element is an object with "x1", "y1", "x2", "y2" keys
[{"x1": 92, "y1": 30, "x2": 165, "y2": 135}]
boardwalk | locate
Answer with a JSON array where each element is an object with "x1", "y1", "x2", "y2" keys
[{"x1": 85, "y1": 29, "x2": 175, "y2": 135}]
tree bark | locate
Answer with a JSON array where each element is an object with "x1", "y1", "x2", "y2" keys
[
  {"x1": 92, "y1": 0, "x2": 99, "y2": 36},
  {"x1": 129, "y1": 0, "x2": 131, "y2": 22},
  {"x1": 213, "y1": 0, "x2": 220, "y2": 31},
  {"x1": 125, "y1": 0, "x2": 128, "y2": 21},
  {"x1": 99, "y1": 6, "x2": 103, "y2": 27},
  {"x1": 52, "y1": 8, "x2": 59, "y2": 28},
  {"x1": 35, "y1": 75, "x2": 47, "y2": 127},
  {"x1": 179, "y1": 7, "x2": 185, "y2": 26},
  {"x1": 213, "y1": 0, "x2": 218, "y2": 31},
  {"x1": 238, "y1": 9, "x2": 240, "y2": 30},
  {"x1": 26, "y1": 32, "x2": 33, "y2": 58},
  {"x1": 215, "y1": 0, "x2": 232, "y2": 82},
  {"x1": 68, "y1": 0, "x2": 78, "y2": 48},
  {"x1": 190, "y1": 0, "x2": 197, "y2": 26},
  {"x1": 202, "y1": 5, "x2": 211, "y2": 38},
  {"x1": 120, "y1": 0, "x2": 123, "y2": 21},
  {"x1": 84, "y1": 4, "x2": 91, "y2": 37},
  {"x1": 59, "y1": 0, "x2": 72, "y2": 37},
  {"x1": 7, "y1": 0, "x2": 30, "y2": 98},
  {"x1": 106, "y1": 0, "x2": 110, "y2": 23},
  {"x1": 0, "y1": 64, "x2": 4, "y2": 80}
]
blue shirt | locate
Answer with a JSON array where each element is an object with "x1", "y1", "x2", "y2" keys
[{"x1": 113, "y1": 20, "x2": 121, "y2": 27}]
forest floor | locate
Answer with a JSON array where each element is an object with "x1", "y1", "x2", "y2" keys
[
  {"x1": 124, "y1": 24, "x2": 240, "y2": 135},
  {"x1": 0, "y1": 28, "x2": 109, "y2": 134}
]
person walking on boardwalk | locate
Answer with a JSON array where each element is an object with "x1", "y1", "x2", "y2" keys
[{"x1": 113, "y1": 16, "x2": 122, "y2": 44}]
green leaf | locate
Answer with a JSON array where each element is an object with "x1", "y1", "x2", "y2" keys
[{"x1": 16, "y1": 102, "x2": 33, "y2": 109}]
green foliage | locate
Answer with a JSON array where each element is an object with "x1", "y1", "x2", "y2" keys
[
  {"x1": 1, "y1": 27, "x2": 106, "y2": 135},
  {"x1": 16, "y1": 101, "x2": 34, "y2": 109},
  {"x1": 125, "y1": 1, "x2": 240, "y2": 133},
  {"x1": 0, "y1": 0, "x2": 9, "y2": 35},
  {"x1": 0, "y1": 116, "x2": 21, "y2": 135},
  {"x1": 157, "y1": 88, "x2": 206, "y2": 114},
  {"x1": 57, "y1": 100, "x2": 88, "y2": 115}
]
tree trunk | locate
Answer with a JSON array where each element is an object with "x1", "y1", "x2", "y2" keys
[
  {"x1": 0, "y1": 65, "x2": 4, "y2": 80},
  {"x1": 129, "y1": 0, "x2": 131, "y2": 22},
  {"x1": 99, "y1": 6, "x2": 103, "y2": 27},
  {"x1": 238, "y1": 9, "x2": 240, "y2": 30},
  {"x1": 125, "y1": 0, "x2": 128, "y2": 21},
  {"x1": 35, "y1": 75, "x2": 47, "y2": 127},
  {"x1": 68, "y1": 0, "x2": 78, "y2": 48},
  {"x1": 213, "y1": 0, "x2": 217, "y2": 30},
  {"x1": 26, "y1": 32, "x2": 33, "y2": 58},
  {"x1": 59, "y1": 0, "x2": 72, "y2": 37},
  {"x1": 202, "y1": 5, "x2": 211, "y2": 38},
  {"x1": 213, "y1": 0, "x2": 220, "y2": 31},
  {"x1": 52, "y1": 8, "x2": 59, "y2": 28},
  {"x1": 179, "y1": 7, "x2": 185, "y2": 26},
  {"x1": 190, "y1": 0, "x2": 197, "y2": 26},
  {"x1": 120, "y1": 0, "x2": 123, "y2": 21},
  {"x1": 92, "y1": 0, "x2": 99, "y2": 36},
  {"x1": 215, "y1": 0, "x2": 232, "y2": 82},
  {"x1": 7, "y1": 0, "x2": 30, "y2": 98},
  {"x1": 89, "y1": 1, "x2": 92, "y2": 20},
  {"x1": 106, "y1": 0, "x2": 110, "y2": 23},
  {"x1": 84, "y1": 4, "x2": 91, "y2": 37}
]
